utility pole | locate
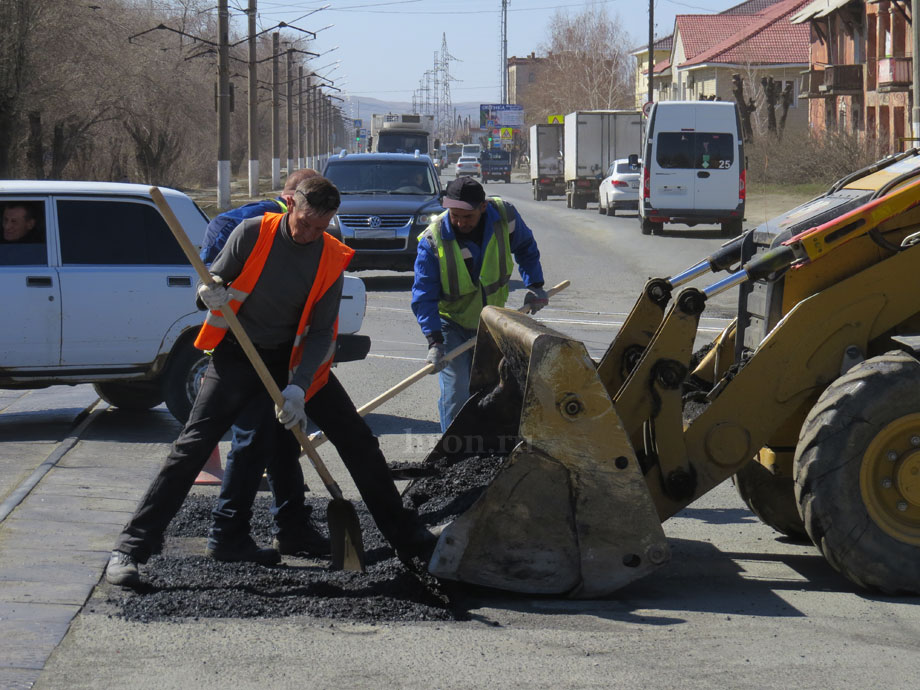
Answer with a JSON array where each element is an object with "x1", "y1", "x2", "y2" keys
[
  {"x1": 271, "y1": 32, "x2": 281, "y2": 189},
  {"x1": 217, "y1": 0, "x2": 231, "y2": 209},
  {"x1": 501, "y1": 0, "x2": 508, "y2": 103},
  {"x1": 247, "y1": 0, "x2": 258, "y2": 197},
  {"x1": 647, "y1": 0, "x2": 654, "y2": 104},
  {"x1": 286, "y1": 47, "x2": 295, "y2": 175},
  {"x1": 298, "y1": 66, "x2": 305, "y2": 168}
]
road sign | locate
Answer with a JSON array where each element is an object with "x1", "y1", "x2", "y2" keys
[
  {"x1": 548, "y1": 114, "x2": 563, "y2": 124},
  {"x1": 500, "y1": 127, "x2": 513, "y2": 140},
  {"x1": 353, "y1": 119, "x2": 363, "y2": 128},
  {"x1": 487, "y1": 120, "x2": 495, "y2": 128},
  {"x1": 642, "y1": 101, "x2": 654, "y2": 117}
]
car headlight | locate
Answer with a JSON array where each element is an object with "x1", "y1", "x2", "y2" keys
[{"x1": 415, "y1": 211, "x2": 441, "y2": 225}]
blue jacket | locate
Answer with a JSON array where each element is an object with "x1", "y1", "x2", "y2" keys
[
  {"x1": 200, "y1": 197, "x2": 286, "y2": 263},
  {"x1": 411, "y1": 200, "x2": 543, "y2": 338}
]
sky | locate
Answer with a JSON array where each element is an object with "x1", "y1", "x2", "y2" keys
[{"x1": 242, "y1": 0, "x2": 735, "y2": 105}]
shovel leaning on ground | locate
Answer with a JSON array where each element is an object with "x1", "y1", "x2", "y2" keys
[
  {"x1": 150, "y1": 187, "x2": 365, "y2": 572},
  {"x1": 307, "y1": 280, "x2": 570, "y2": 450}
]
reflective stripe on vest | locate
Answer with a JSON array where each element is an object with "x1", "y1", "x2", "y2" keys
[
  {"x1": 194, "y1": 212, "x2": 354, "y2": 401},
  {"x1": 419, "y1": 197, "x2": 514, "y2": 330}
]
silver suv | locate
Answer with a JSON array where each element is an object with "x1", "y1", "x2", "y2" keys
[{"x1": 323, "y1": 152, "x2": 443, "y2": 271}]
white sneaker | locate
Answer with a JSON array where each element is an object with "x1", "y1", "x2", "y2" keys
[{"x1": 106, "y1": 550, "x2": 140, "y2": 587}]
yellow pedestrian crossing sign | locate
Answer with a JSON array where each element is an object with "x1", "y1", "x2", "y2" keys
[
  {"x1": 548, "y1": 114, "x2": 563, "y2": 124},
  {"x1": 500, "y1": 127, "x2": 513, "y2": 140}
]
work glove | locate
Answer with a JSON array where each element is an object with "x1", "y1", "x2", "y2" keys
[
  {"x1": 197, "y1": 279, "x2": 230, "y2": 311},
  {"x1": 275, "y1": 384, "x2": 307, "y2": 431},
  {"x1": 426, "y1": 343, "x2": 447, "y2": 373},
  {"x1": 523, "y1": 287, "x2": 549, "y2": 314}
]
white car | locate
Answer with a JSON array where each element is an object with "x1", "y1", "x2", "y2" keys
[
  {"x1": 598, "y1": 158, "x2": 642, "y2": 216},
  {"x1": 0, "y1": 181, "x2": 368, "y2": 423},
  {"x1": 455, "y1": 156, "x2": 482, "y2": 178}
]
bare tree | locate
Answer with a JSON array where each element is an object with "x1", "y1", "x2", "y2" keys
[{"x1": 522, "y1": 3, "x2": 634, "y2": 126}]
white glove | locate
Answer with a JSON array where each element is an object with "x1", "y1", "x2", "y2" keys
[
  {"x1": 197, "y1": 280, "x2": 230, "y2": 311},
  {"x1": 426, "y1": 343, "x2": 447, "y2": 373},
  {"x1": 275, "y1": 384, "x2": 307, "y2": 430}
]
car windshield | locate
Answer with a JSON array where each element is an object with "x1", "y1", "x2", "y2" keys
[
  {"x1": 324, "y1": 161, "x2": 437, "y2": 195},
  {"x1": 462, "y1": 146, "x2": 480, "y2": 157},
  {"x1": 483, "y1": 151, "x2": 510, "y2": 163}
]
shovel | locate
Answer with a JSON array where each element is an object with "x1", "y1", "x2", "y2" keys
[
  {"x1": 151, "y1": 187, "x2": 365, "y2": 572},
  {"x1": 308, "y1": 280, "x2": 570, "y2": 449}
]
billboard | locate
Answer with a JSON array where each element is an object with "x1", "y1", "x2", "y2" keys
[{"x1": 480, "y1": 104, "x2": 524, "y2": 129}]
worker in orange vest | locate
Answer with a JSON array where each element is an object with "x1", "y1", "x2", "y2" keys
[{"x1": 106, "y1": 177, "x2": 433, "y2": 587}]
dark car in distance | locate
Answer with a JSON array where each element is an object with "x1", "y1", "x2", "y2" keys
[{"x1": 323, "y1": 152, "x2": 444, "y2": 272}]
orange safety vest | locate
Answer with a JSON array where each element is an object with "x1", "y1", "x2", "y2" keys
[{"x1": 194, "y1": 212, "x2": 354, "y2": 401}]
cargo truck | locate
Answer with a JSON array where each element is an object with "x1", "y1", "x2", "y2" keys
[
  {"x1": 370, "y1": 113, "x2": 435, "y2": 155},
  {"x1": 563, "y1": 110, "x2": 643, "y2": 209},
  {"x1": 529, "y1": 123, "x2": 565, "y2": 201}
]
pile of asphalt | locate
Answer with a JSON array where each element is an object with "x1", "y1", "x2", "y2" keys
[{"x1": 108, "y1": 454, "x2": 509, "y2": 624}]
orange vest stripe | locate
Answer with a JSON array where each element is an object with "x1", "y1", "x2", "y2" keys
[{"x1": 194, "y1": 212, "x2": 354, "y2": 402}]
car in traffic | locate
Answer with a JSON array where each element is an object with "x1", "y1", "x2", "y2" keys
[
  {"x1": 323, "y1": 151, "x2": 444, "y2": 271},
  {"x1": 455, "y1": 156, "x2": 482, "y2": 178},
  {"x1": 481, "y1": 149, "x2": 512, "y2": 183},
  {"x1": 598, "y1": 156, "x2": 641, "y2": 216},
  {"x1": 0, "y1": 181, "x2": 369, "y2": 423}
]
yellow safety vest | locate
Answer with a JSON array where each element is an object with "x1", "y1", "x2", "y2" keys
[{"x1": 419, "y1": 197, "x2": 514, "y2": 330}]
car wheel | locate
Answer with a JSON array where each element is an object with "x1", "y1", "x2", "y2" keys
[
  {"x1": 598, "y1": 198, "x2": 607, "y2": 215},
  {"x1": 609, "y1": 205, "x2": 616, "y2": 217},
  {"x1": 163, "y1": 339, "x2": 211, "y2": 424},
  {"x1": 93, "y1": 381, "x2": 164, "y2": 411},
  {"x1": 640, "y1": 216, "x2": 653, "y2": 235}
]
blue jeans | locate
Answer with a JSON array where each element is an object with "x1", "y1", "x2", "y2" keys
[{"x1": 438, "y1": 318, "x2": 477, "y2": 433}]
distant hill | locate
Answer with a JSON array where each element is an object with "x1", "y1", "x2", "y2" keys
[{"x1": 344, "y1": 95, "x2": 482, "y2": 131}]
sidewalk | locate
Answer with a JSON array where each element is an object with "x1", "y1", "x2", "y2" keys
[{"x1": 0, "y1": 391, "x2": 179, "y2": 687}]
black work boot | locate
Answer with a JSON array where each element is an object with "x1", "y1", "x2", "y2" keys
[{"x1": 272, "y1": 517, "x2": 331, "y2": 557}]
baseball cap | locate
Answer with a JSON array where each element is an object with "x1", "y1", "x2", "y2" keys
[{"x1": 443, "y1": 177, "x2": 486, "y2": 211}]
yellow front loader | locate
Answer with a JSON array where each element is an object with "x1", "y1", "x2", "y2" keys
[{"x1": 418, "y1": 150, "x2": 920, "y2": 597}]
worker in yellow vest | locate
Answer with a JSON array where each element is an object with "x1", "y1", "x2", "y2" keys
[
  {"x1": 412, "y1": 176, "x2": 548, "y2": 432},
  {"x1": 107, "y1": 177, "x2": 433, "y2": 587}
]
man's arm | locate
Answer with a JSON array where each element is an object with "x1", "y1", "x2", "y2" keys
[
  {"x1": 289, "y1": 274, "x2": 343, "y2": 391},
  {"x1": 410, "y1": 237, "x2": 444, "y2": 344}
]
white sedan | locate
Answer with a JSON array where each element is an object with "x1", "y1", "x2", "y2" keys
[
  {"x1": 455, "y1": 156, "x2": 482, "y2": 178},
  {"x1": 598, "y1": 158, "x2": 641, "y2": 216}
]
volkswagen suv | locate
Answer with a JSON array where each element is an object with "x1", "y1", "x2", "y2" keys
[{"x1": 323, "y1": 152, "x2": 443, "y2": 271}]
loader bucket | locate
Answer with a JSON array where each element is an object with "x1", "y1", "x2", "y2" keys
[{"x1": 423, "y1": 306, "x2": 670, "y2": 598}]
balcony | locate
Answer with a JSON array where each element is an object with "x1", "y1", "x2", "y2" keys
[
  {"x1": 818, "y1": 64, "x2": 864, "y2": 96},
  {"x1": 877, "y1": 56, "x2": 912, "y2": 93},
  {"x1": 799, "y1": 68, "x2": 824, "y2": 98}
]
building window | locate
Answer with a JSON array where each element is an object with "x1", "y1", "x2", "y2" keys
[{"x1": 528, "y1": 72, "x2": 536, "y2": 83}]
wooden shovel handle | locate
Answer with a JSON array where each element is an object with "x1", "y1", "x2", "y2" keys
[
  {"x1": 308, "y1": 279, "x2": 571, "y2": 446},
  {"x1": 150, "y1": 187, "x2": 344, "y2": 501}
]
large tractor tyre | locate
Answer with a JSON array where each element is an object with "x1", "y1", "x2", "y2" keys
[
  {"x1": 163, "y1": 339, "x2": 211, "y2": 425},
  {"x1": 794, "y1": 351, "x2": 920, "y2": 594},
  {"x1": 93, "y1": 381, "x2": 164, "y2": 412},
  {"x1": 733, "y1": 460, "x2": 808, "y2": 540}
]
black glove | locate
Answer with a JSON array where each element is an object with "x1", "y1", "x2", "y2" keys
[
  {"x1": 523, "y1": 287, "x2": 549, "y2": 314},
  {"x1": 426, "y1": 343, "x2": 447, "y2": 372}
]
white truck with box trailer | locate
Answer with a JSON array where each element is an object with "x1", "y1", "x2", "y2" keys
[
  {"x1": 370, "y1": 113, "x2": 436, "y2": 155},
  {"x1": 529, "y1": 123, "x2": 565, "y2": 201},
  {"x1": 563, "y1": 110, "x2": 643, "y2": 209}
]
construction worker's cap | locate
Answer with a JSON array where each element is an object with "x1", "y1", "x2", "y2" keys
[{"x1": 443, "y1": 177, "x2": 485, "y2": 211}]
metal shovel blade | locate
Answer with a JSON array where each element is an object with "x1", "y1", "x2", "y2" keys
[{"x1": 327, "y1": 498, "x2": 366, "y2": 572}]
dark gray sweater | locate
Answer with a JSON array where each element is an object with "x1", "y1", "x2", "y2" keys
[{"x1": 209, "y1": 215, "x2": 343, "y2": 391}]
